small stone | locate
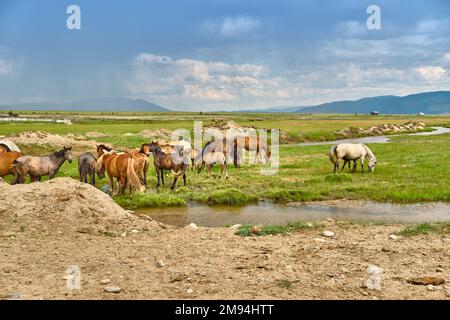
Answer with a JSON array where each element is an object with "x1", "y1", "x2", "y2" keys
[
  {"x1": 120, "y1": 232, "x2": 127, "y2": 237},
  {"x1": 427, "y1": 285, "x2": 436, "y2": 291},
  {"x1": 100, "y1": 279, "x2": 111, "y2": 285},
  {"x1": 407, "y1": 277, "x2": 445, "y2": 286},
  {"x1": 436, "y1": 267, "x2": 445, "y2": 273},
  {"x1": 250, "y1": 225, "x2": 262, "y2": 235},
  {"x1": 104, "y1": 286, "x2": 121, "y2": 294},
  {"x1": 322, "y1": 231, "x2": 335, "y2": 238},
  {"x1": 230, "y1": 224, "x2": 242, "y2": 230},
  {"x1": 314, "y1": 238, "x2": 326, "y2": 243},
  {"x1": 306, "y1": 223, "x2": 314, "y2": 228},
  {"x1": 188, "y1": 223, "x2": 198, "y2": 230},
  {"x1": 389, "y1": 235, "x2": 398, "y2": 240},
  {"x1": 131, "y1": 229, "x2": 139, "y2": 234},
  {"x1": 186, "y1": 288, "x2": 194, "y2": 294},
  {"x1": 444, "y1": 286, "x2": 450, "y2": 297},
  {"x1": 155, "y1": 260, "x2": 165, "y2": 268}
]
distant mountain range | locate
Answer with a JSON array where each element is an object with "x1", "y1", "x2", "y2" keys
[
  {"x1": 1, "y1": 91, "x2": 450, "y2": 114},
  {"x1": 241, "y1": 91, "x2": 450, "y2": 114},
  {"x1": 0, "y1": 97, "x2": 169, "y2": 112}
]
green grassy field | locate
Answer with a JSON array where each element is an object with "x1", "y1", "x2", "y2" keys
[{"x1": 1, "y1": 112, "x2": 449, "y2": 208}]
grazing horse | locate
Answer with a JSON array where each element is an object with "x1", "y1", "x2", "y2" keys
[
  {"x1": 96, "y1": 152, "x2": 144, "y2": 194},
  {"x1": 12, "y1": 147, "x2": 73, "y2": 183},
  {"x1": 329, "y1": 143, "x2": 377, "y2": 173},
  {"x1": 240, "y1": 135, "x2": 271, "y2": 163},
  {"x1": 201, "y1": 138, "x2": 239, "y2": 168},
  {"x1": 148, "y1": 141, "x2": 188, "y2": 190},
  {"x1": 198, "y1": 141, "x2": 229, "y2": 179},
  {"x1": 78, "y1": 152, "x2": 97, "y2": 186},
  {"x1": 0, "y1": 151, "x2": 23, "y2": 184}
]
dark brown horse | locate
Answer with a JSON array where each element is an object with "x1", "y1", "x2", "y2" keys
[
  {"x1": 96, "y1": 152, "x2": 144, "y2": 194},
  {"x1": 148, "y1": 141, "x2": 188, "y2": 190},
  {"x1": 0, "y1": 151, "x2": 23, "y2": 184},
  {"x1": 78, "y1": 152, "x2": 97, "y2": 186}
]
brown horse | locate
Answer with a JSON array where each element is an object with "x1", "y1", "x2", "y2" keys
[
  {"x1": 96, "y1": 152, "x2": 144, "y2": 194},
  {"x1": 0, "y1": 151, "x2": 23, "y2": 183},
  {"x1": 129, "y1": 144, "x2": 152, "y2": 186},
  {"x1": 96, "y1": 144, "x2": 114, "y2": 158},
  {"x1": 240, "y1": 135, "x2": 271, "y2": 163},
  {"x1": 12, "y1": 147, "x2": 73, "y2": 183},
  {"x1": 148, "y1": 141, "x2": 188, "y2": 189}
]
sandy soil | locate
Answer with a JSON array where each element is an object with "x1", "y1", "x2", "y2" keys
[{"x1": 0, "y1": 178, "x2": 449, "y2": 300}]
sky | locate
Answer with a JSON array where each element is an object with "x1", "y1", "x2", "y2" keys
[{"x1": 0, "y1": 0, "x2": 450, "y2": 111}]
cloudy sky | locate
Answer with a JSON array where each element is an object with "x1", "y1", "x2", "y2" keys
[{"x1": 1, "y1": 0, "x2": 450, "y2": 110}]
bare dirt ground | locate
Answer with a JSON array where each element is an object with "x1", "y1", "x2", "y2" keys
[{"x1": 0, "y1": 178, "x2": 449, "y2": 300}]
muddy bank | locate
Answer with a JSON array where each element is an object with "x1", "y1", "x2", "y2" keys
[{"x1": 0, "y1": 178, "x2": 449, "y2": 299}]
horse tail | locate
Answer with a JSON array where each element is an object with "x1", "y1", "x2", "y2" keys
[
  {"x1": 172, "y1": 163, "x2": 188, "y2": 177},
  {"x1": 329, "y1": 145, "x2": 338, "y2": 164},
  {"x1": 126, "y1": 157, "x2": 144, "y2": 193},
  {"x1": 79, "y1": 158, "x2": 88, "y2": 181}
]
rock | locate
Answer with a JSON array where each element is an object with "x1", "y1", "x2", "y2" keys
[
  {"x1": 444, "y1": 286, "x2": 450, "y2": 297},
  {"x1": 131, "y1": 229, "x2": 139, "y2": 234},
  {"x1": 427, "y1": 285, "x2": 436, "y2": 291},
  {"x1": 306, "y1": 223, "x2": 314, "y2": 228},
  {"x1": 322, "y1": 231, "x2": 335, "y2": 238},
  {"x1": 230, "y1": 224, "x2": 242, "y2": 230},
  {"x1": 120, "y1": 232, "x2": 127, "y2": 238},
  {"x1": 407, "y1": 277, "x2": 445, "y2": 286},
  {"x1": 314, "y1": 238, "x2": 326, "y2": 243},
  {"x1": 250, "y1": 225, "x2": 262, "y2": 235},
  {"x1": 186, "y1": 288, "x2": 194, "y2": 294},
  {"x1": 104, "y1": 286, "x2": 121, "y2": 294},
  {"x1": 155, "y1": 260, "x2": 165, "y2": 268},
  {"x1": 188, "y1": 223, "x2": 198, "y2": 230},
  {"x1": 100, "y1": 279, "x2": 111, "y2": 285},
  {"x1": 436, "y1": 267, "x2": 445, "y2": 273},
  {"x1": 389, "y1": 235, "x2": 398, "y2": 240},
  {"x1": 365, "y1": 265, "x2": 383, "y2": 290}
]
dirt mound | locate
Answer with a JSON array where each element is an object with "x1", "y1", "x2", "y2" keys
[
  {"x1": 336, "y1": 121, "x2": 426, "y2": 138},
  {"x1": 85, "y1": 132, "x2": 107, "y2": 139},
  {"x1": 139, "y1": 128, "x2": 172, "y2": 140},
  {"x1": 202, "y1": 120, "x2": 258, "y2": 137},
  {"x1": 0, "y1": 178, "x2": 159, "y2": 236},
  {"x1": 7, "y1": 131, "x2": 98, "y2": 151}
]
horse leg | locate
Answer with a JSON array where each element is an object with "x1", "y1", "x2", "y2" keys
[
  {"x1": 108, "y1": 175, "x2": 114, "y2": 195},
  {"x1": 183, "y1": 173, "x2": 187, "y2": 186},
  {"x1": 120, "y1": 176, "x2": 127, "y2": 194},
  {"x1": 160, "y1": 169, "x2": 165, "y2": 186},
  {"x1": 340, "y1": 160, "x2": 348, "y2": 173},
  {"x1": 360, "y1": 157, "x2": 365, "y2": 173},
  {"x1": 156, "y1": 168, "x2": 161, "y2": 188},
  {"x1": 171, "y1": 176, "x2": 178, "y2": 190},
  {"x1": 352, "y1": 160, "x2": 357, "y2": 172},
  {"x1": 90, "y1": 171, "x2": 95, "y2": 186}
]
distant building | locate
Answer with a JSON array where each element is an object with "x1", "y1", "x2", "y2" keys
[{"x1": 370, "y1": 111, "x2": 379, "y2": 116}]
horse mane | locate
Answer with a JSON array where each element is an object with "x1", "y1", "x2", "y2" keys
[
  {"x1": 96, "y1": 153, "x2": 106, "y2": 172},
  {"x1": 362, "y1": 144, "x2": 376, "y2": 162},
  {"x1": 98, "y1": 144, "x2": 113, "y2": 152},
  {"x1": 0, "y1": 143, "x2": 11, "y2": 152}
]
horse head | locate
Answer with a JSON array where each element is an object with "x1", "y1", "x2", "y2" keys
[{"x1": 63, "y1": 146, "x2": 73, "y2": 163}]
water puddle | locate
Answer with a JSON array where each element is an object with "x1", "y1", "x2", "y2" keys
[
  {"x1": 292, "y1": 127, "x2": 450, "y2": 147},
  {"x1": 136, "y1": 201, "x2": 450, "y2": 227}
]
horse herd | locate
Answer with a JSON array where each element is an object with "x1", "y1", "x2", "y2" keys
[{"x1": 0, "y1": 137, "x2": 377, "y2": 194}]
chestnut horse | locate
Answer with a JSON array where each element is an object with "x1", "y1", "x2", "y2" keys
[
  {"x1": 97, "y1": 144, "x2": 149, "y2": 186},
  {"x1": 96, "y1": 152, "x2": 144, "y2": 194},
  {"x1": 0, "y1": 151, "x2": 23, "y2": 184}
]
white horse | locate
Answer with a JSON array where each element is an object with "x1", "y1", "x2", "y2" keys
[{"x1": 329, "y1": 143, "x2": 377, "y2": 173}]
